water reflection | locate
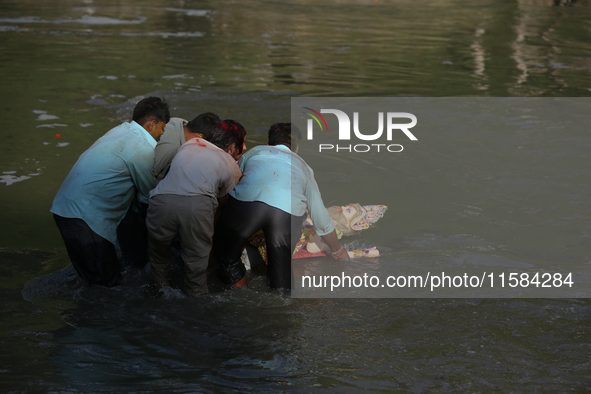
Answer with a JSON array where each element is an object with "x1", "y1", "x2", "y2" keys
[{"x1": 1, "y1": 0, "x2": 589, "y2": 99}]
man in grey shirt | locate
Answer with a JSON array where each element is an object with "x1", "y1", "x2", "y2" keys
[
  {"x1": 153, "y1": 112, "x2": 220, "y2": 184},
  {"x1": 147, "y1": 120, "x2": 246, "y2": 296}
]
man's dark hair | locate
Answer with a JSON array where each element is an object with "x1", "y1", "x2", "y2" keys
[
  {"x1": 132, "y1": 97, "x2": 171, "y2": 125},
  {"x1": 268, "y1": 123, "x2": 301, "y2": 151},
  {"x1": 186, "y1": 112, "x2": 220, "y2": 140},
  {"x1": 208, "y1": 119, "x2": 247, "y2": 153}
]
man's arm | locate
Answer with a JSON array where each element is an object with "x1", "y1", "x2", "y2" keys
[
  {"x1": 153, "y1": 141, "x2": 178, "y2": 184},
  {"x1": 128, "y1": 149, "x2": 156, "y2": 203},
  {"x1": 320, "y1": 230, "x2": 350, "y2": 260},
  {"x1": 220, "y1": 156, "x2": 243, "y2": 197},
  {"x1": 304, "y1": 174, "x2": 349, "y2": 260}
]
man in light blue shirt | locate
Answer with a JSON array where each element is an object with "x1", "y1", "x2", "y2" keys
[
  {"x1": 213, "y1": 123, "x2": 349, "y2": 290},
  {"x1": 51, "y1": 97, "x2": 170, "y2": 287}
]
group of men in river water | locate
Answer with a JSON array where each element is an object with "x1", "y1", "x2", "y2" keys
[{"x1": 50, "y1": 96, "x2": 349, "y2": 296}]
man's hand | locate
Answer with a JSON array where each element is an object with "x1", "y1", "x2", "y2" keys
[
  {"x1": 320, "y1": 229, "x2": 349, "y2": 261},
  {"x1": 332, "y1": 246, "x2": 350, "y2": 261}
]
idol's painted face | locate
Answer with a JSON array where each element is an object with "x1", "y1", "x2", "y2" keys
[{"x1": 341, "y1": 204, "x2": 360, "y2": 224}]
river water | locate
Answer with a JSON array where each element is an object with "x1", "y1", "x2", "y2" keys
[{"x1": 1, "y1": 0, "x2": 590, "y2": 392}]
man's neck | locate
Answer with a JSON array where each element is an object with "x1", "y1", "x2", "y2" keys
[{"x1": 184, "y1": 125, "x2": 203, "y2": 142}]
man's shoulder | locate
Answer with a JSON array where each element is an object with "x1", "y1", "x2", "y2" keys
[
  {"x1": 88, "y1": 122, "x2": 132, "y2": 148},
  {"x1": 109, "y1": 122, "x2": 155, "y2": 156},
  {"x1": 157, "y1": 118, "x2": 186, "y2": 145},
  {"x1": 176, "y1": 138, "x2": 226, "y2": 161},
  {"x1": 101, "y1": 121, "x2": 131, "y2": 136},
  {"x1": 243, "y1": 144, "x2": 266, "y2": 156},
  {"x1": 245, "y1": 144, "x2": 290, "y2": 158},
  {"x1": 104, "y1": 121, "x2": 151, "y2": 141},
  {"x1": 181, "y1": 137, "x2": 216, "y2": 150},
  {"x1": 166, "y1": 118, "x2": 187, "y2": 132}
]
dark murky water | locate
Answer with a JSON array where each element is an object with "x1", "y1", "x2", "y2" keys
[{"x1": 1, "y1": 0, "x2": 590, "y2": 392}]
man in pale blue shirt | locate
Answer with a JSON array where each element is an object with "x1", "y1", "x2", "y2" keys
[
  {"x1": 213, "y1": 123, "x2": 349, "y2": 290},
  {"x1": 51, "y1": 97, "x2": 170, "y2": 287},
  {"x1": 116, "y1": 112, "x2": 221, "y2": 269}
]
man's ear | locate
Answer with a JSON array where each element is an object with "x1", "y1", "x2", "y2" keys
[
  {"x1": 224, "y1": 143, "x2": 236, "y2": 155},
  {"x1": 142, "y1": 119, "x2": 155, "y2": 132}
]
